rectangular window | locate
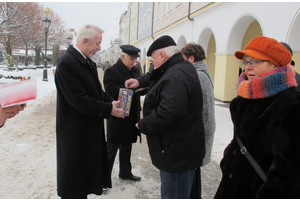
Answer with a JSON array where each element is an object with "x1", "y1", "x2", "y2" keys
[
  {"x1": 161, "y1": 2, "x2": 166, "y2": 18},
  {"x1": 156, "y1": 2, "x2": 160, "y2": 21},
  {"x1": 147, "y1": 9, "x2": 151, "y2": 29},
  {"x1": 175, "y1": 2, "x2": 182, "y2": 8},
  {"x1": 139, "y1": 18, "x2": 142, "y2": 34},
  {"x1": 143, "y1": 14, "x2": 146, "y2": 32},
  {"x1": 167, "y1": 2, "x2": 172, "y2": 14}
]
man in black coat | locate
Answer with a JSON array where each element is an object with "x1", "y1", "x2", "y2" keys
[
  {"x1": 55, "y1": 24, "x2": 125, "y2": 199},
  {"x1": 125, "y1": 35, "x2": 205, "y2": 198},
  {"x1": 103, "y1": 45, "x2": 146, "y2": 182}
]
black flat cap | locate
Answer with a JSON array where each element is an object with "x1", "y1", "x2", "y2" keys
[
  {"x1": 147, "y1": 35, "x2": 177, "y2": 56},
  {"x1": 120, "y1": 45, "x2": 140, "y2": 58}
]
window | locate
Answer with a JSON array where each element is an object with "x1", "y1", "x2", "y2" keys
[
  {"x1": 167, "y1": 2, "x2": 172, "y2": 14},
  {"x1": 175, "y1": 2, "x2": 182, "y2": 8},
  {"x1": 147, "y1": 9, "x2": 151, "y2": 29},
  {"x1": 156, "y1": 2, "x2": 160, "y2": 21},
  {"x1": 161, "y1": 2, "x2": 166, "y2": 18},
  {"x1": 139, "y1": 18, "x2": 142, "y2": 34},
  {"x1": 143, "y1": 14, "x2": 146, "y2": 32}
]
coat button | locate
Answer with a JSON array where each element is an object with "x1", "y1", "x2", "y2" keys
[
  {"x1": 99, "y1": 113, "x2": 103, "y2": 117},
  {"x1": 229, "y1": 174, "x2": 233, "y2": 179}
]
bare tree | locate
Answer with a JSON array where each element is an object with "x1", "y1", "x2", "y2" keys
[
  {"x1": 0, "y1": 2, "x2": 68, "y2": 66},
  {"x1": 45, "y1": 7, "x2": 68, "y2": 66},
  {"x1": 32, "y1": 4, "x2": 68, "y2": 66},
  {"x1": 16, "y1": 3, "x2": 44, "y2": 66},
  {"x1": 0, "y1": 2, "x2": 29, "y2": 56}
]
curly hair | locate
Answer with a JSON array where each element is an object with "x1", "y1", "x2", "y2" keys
[{"x1": 181, "y1": 42, "x2": 206, "y2": 62}]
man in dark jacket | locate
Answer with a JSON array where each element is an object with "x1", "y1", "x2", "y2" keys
[
  {"x1": 55, "y1": 24, "x2": 125, "y2": 199},
  {"x1": 104, "y1": 45, "x2": 146, "y2": 182},
  {"x1": 125, "y1": 35, "x2": 205, "y2": 198}
]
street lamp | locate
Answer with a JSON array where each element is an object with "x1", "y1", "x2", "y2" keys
[
  {"x1": 42, "y1": 16, "x2": 51, "y2": 81},
  {"x1": 67, "y1": 35, "x2": 72, "y2": 46}
]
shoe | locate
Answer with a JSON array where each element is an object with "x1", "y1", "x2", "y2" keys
[{"x1": 119, "y1": 175, "x2": 141, "y2": 182}]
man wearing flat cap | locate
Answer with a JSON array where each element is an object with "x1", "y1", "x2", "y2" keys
[
  {"x1": 125, "y1": 35, "x2": 205, "y2": 198},
  {"x1": 103, "y1": 44, "x2": 146, "y2": 182}
]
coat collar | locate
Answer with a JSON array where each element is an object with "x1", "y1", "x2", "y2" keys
[
  {"x1": 150, "y1": 52, "x2": 184, "y2": 80},
  {"x1": 67, "y1": 45, "x2": 89, "y2": 66},
  {"x1": 115, "y1": 58, "x2": 138, "y2": 74}
]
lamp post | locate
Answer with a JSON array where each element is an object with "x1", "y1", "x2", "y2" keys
[
  {"x1": 67, "y1": 35, "x2": 72, "y2": 46},
  {"x1": 42, "y1": 16, "x2": 51, "y2": 81}
]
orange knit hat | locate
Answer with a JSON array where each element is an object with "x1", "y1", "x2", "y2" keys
[{"x1": 235, "y1": 36, "x2": 292, "y2": 67}]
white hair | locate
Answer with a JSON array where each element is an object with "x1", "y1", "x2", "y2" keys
[
  {"x1": 76, "y1": 24, "x2": 104, "y2": 44},
  {"x1": 121, "y1": 52, "x2": 128, "y2": 58},
  {"x1": 153, "y1": 45, "x2": 179, "y2": 58}
]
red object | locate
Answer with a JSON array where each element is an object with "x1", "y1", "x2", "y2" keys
[{"x1": 0, "y1": 79, "x2": 37, "y2": 108}]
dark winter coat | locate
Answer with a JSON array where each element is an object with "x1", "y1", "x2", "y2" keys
[
  {"x1": 214, "y1": 87, "x2": 300, "y2": 198},
  {"x1": 103, "y1": 59, "x2": 146, "y2": 143},
  {"x1": 295, "y1": 72, "x2": 300, "y2": 91},
  {"x1": 55, "y1": 46, "x2": 113, "y2": 197},
  {"x1": 137, "y1": 53, "x2": 205, "y2": 172}
]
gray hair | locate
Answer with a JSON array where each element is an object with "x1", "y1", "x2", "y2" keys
[
  {"x1": 76, "y1": 24, "x2": 104, "y2": 44},
  {"x1": 153, "y1": 45, "x2": 179, "y2": 58},
  {"x1": 121, "y1": 52, "x2": 128, "y2": 58}
]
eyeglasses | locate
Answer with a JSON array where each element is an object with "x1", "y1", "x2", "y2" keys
[{"x1": 242, "y1": 60, "x2": 269, "y2": 67}]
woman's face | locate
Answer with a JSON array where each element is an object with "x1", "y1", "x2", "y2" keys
[{"x1": 243, "y1": 55, "x2": 276, "y2": 80}]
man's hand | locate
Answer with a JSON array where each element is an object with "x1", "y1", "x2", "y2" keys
[
  {"x1": 0, "y1": 104, "x2": 26, "y2": 127},
  {"x1": 125, "y1": 78, "x2": 139, "y2": 89},
  {"x1": 111, "y1": 101, "x2": 125, "y2": 119}
]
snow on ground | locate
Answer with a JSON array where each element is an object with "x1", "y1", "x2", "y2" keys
[{"x1": 0, "y1": 66, "x2": 234, "y2": 198}]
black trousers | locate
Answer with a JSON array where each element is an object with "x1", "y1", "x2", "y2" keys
[
  {"x1": 60, "y1": 194, "x2": 87, "y2": 199},
  {"x1": 106, "y1": 142, "x2": 133, "y2": 177},
  {"x1": 190, "y1": 167, "x2": 202, "y2": 199}
]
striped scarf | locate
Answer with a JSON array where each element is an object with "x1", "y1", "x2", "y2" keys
[{"x1": 237, "y1": 65, "x2": 297, "y2": 99}]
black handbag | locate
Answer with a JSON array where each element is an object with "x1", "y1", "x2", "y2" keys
[{"x1": 236, "y1": 136, "x2": 267, "y2": 182}]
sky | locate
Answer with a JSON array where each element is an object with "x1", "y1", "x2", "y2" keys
[{"x1": 39, "y1": 2, "x2": 129, "y2": 51}]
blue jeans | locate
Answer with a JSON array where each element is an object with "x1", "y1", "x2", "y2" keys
[{"x1": 160, "y1": 168, "x2": 201, "y2": 199}]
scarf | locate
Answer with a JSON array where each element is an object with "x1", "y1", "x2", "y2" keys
[{"x1": 237, "y1": 65, "x2": 297, "y2": 99}]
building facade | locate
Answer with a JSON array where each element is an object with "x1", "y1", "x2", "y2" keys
[{"x1": 118, "y1": 2, "x2": 300, "y2": 102}]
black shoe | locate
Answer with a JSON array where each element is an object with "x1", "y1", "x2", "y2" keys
[{"x1": 119, "y1": 175, "x2": 141, "y2": 182}]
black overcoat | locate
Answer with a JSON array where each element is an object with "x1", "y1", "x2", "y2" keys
[
  {"x1": 137, "y1": 53, "x2": 205, "y2": 171},
  {"x1": 55, "y1": 46, "x2": 113, "y2": 197},
  {"x1": 103, "y1": 59, "x2": 146, "y2": 143},
  {"x1": 214, "y1": 87, "x2": 300, "y2": 198}
]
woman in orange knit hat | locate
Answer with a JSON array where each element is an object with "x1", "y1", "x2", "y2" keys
[{"x1": 214, "y1": 36, "x2": 300, "y2": 198}]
